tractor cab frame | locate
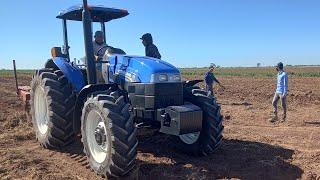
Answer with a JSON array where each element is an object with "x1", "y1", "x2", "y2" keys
[
  {"x1": 56, "y1": 5, "x2": 128, "y2": 58},
  {"x1": 55, "y1": 2, "x2": 129, "y2": 84}
]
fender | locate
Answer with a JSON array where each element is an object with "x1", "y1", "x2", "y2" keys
[
  {"x1": 73, "y1": 83, "x2": 117, "y2": 134},
  {"x1": 183, "y1": 79, "x2": 203, "y2": 87},
  {"x1": 44, "y1": 59, "x2": 59, "y2": 70},
  {"x1": 53, "y1": 57, "x2": 86, "y2": 92}
]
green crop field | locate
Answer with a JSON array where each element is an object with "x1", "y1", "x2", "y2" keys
[
  {"x1": 0, "y1": 69, "x2": 34, "y2": 77},
  {"x1": 1, "y1": 66, "x2": 319, "y2": 78},
  {"x1": 181, "y1": 66, "x2": 320, "y2": 79}
]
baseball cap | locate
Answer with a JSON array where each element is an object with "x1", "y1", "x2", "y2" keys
[
  {"x1": 94, "y1": 31, "x2": 103, "y2": 37},
  {"x1": 209, "y1": 63, "x2": 217, "y2": 69},
  {"x1": 276, "y1": 62, "x2": 284, "y2": 69},
  {"x1": 140, "y1": 33, "x2": 152, "y2": 40}
]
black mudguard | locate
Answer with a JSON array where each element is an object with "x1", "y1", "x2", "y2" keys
[
  {"x1": 183, "y1": 79, "x2": 203, "y2": 87},
  {"x1": 73, "y1": 83, "x2": 117, "y2": 134}
]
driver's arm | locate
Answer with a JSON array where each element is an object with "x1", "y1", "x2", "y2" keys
[{"x1": 95, "y1": 55, "x2": 100, "y2": 62}]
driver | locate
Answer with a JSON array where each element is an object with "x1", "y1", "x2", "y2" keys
[
  {"x1": 93, "y1": 31, "x2": 107, "y2": 56},
  {"x1": 93, "y1": 31, "x2": 107, "y2": 83}
]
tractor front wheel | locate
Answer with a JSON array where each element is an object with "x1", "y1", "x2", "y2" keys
[
  {"x1": 81, "y1": 90, "x2": 138, "y2": 178},
  {"x1": 176, "y1": 88, "x2": 224, "y2": 156}
]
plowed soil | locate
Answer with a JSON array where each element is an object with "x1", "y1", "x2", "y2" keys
[{"x1": 1, "y1": 72, "x2": 319, "y2": 180}]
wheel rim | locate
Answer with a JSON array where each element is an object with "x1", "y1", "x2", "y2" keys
[
  {"x1": 85, "y1": 110, "x2": 110, "y2": 164},
  {"x1": 179, "y1": 132, "x2": 200, "y2": 145},
  {"x1": 34, "y1": 86, "x2": 49, "y2": 135}
]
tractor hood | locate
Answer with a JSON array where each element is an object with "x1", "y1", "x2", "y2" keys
[
  {"x1": 108, "y1": 55, "x2": 181, "y2": 83},
  {"x1": 126, "y1": 56, "x2": 179, "y2": 73}
]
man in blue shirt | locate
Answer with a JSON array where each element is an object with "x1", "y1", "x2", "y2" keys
[
  {"x1": 204, "y1": 63, "x2": 225, "y2": 95},
  {"x1": 271, "y1": 62, "x2": 288, "y2": 122}
]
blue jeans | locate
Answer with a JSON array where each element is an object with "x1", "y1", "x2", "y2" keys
[{"x1": 206, "y1": 84, "x2": 213, "y2": 95}]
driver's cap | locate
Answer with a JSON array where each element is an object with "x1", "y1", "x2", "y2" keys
[
  {"x1": 94, "y1": 31, "x2": 103, "y2": 37},
  {"x1": 209, "y1": 63, "x2": 216, "y2": 69}
]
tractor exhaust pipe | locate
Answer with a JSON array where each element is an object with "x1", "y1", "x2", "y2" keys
[{"x1": 82, "y1": 0, "x2": 97, "y2": 84}]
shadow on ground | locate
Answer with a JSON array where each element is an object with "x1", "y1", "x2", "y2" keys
[
  {"x1": 137, "y1": 133, "x2": 303, "y2": 180},
  {"x1": 304, "y1": 120, "x2": 320, "y2": 126},
  {"x1": 57, "y1": 133, "x2": 303, "y2": 180}
]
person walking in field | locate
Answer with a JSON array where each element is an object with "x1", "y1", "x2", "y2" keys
[
  {"x1": 270, "y1": 62, "x2": 288, "y2": 122},
  {"x1": 204, "y1": 63, "x2": 225, "y2": 95}
]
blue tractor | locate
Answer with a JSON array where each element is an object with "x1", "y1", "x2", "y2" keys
[{"x1": 30, "y1": 0, "x2": 223, "y2": 178}]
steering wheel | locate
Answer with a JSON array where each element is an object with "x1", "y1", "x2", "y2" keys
[{"x1": 96, "y1": 45, "x2": 110, "y2": 57}]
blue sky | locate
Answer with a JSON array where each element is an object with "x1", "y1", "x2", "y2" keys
[{"x1": 0, "y1": 0, "x2": 319, "y2": 69}]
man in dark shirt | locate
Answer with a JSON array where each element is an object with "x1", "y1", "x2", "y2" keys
[
  {"x1": 140, "y1": 33, "x2": 161, "y2": 59},
  {"x1": 205, "y1": 64, "x2": 225, "y2": 95}
]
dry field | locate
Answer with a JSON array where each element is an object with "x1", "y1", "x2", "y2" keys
[{"x1": 0, "y1": 67, "x2": 320, "y2": 180}]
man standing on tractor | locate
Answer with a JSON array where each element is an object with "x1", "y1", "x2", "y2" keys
[
  {"x1": 204, "y1": 63, "x2": 225, "y2": 95},
  {"x1": 140, "y1": 33, "x2": 161, "y2": 59},
  {"x1": 270, "y1": 62, "x2": 288, "y2": 122},
  {"x1": 93, "y1": 31, "x2": 107, "y2": 56},
  {"x1": 93, "y1": 31, "x2": 107, "y2": 83}
]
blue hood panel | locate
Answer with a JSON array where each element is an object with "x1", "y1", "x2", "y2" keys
[
  {"x1": 109, "y1": 55, "x2": 180, "y2": 83},
  {"x1": 127, "y1": 56, "x2": 179, "y2": 73}
]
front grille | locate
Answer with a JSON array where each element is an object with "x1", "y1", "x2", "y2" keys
[
  {"x1": 128, "y1": 82, "x2": 184, "y2": 109},
  {"x1": 154, "y1": 94, "x2": 183, "y2": 108}
]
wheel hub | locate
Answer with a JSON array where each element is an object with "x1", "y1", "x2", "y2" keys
[
  {"x1": 94, "y1": 124, "x2": 106, "y2": 146},
  {"x1": 85, "y1": 110, "x2": 110, "y2": 164}
]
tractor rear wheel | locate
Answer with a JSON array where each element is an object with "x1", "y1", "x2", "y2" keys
[
  {"x1": 30, "y1": 69, "x2": 76, "y2": 149},
  {"x1": 81, "y1": 89, "x2": 138, "y2": 178},
  {"x1": 177, "y1": 87, "x2": 224, "y2": 156}
]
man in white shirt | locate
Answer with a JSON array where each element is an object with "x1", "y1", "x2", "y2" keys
[
  {"x1": 92, "y1": 31, "x2": 107, "y2": 83},
  {"x1": 270, "y1": 62, "x2": 288, "y2": 122}
]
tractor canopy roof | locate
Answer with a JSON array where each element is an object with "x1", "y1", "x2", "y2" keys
[{"x1": 56, "y1": 5, "x2": 129, "y2": 22}]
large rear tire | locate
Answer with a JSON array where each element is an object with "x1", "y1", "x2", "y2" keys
[
  {"x1": 30, "y1": 69, "x2": 76, "y2": 149},
  {"x1": 177, "y1": 87, "x2": 224, "y2": 156},
  {"x1": 81, "y1": 89, "x2": 138, "y2": 178}
]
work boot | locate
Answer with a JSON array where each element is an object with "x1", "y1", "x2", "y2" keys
[
  {"x1": 280, "y1": 114, "x2": 286, "y2": 122},
  {"x1": 269, "y1": 116, "x2": 278, "y2": 123}
]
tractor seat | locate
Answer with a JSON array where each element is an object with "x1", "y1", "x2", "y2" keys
[
  {"x1": 98, "y1": 47, "x2": 126, "y2": 63},
  {"x1": 105, "y1": 46, "x2": 126, "y2": 56},
  {"x1": 95, "y1": 47, "x2": 126, "y2": 62}
]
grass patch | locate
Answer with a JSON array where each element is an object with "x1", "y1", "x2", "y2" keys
[
  {"x1": 180, "y1": 67, "x2": 320, "y2": 78},
  {"x1": 1, "y1": 66, "x2": 319, "y2": 78},
  {"x1": 0, "y1": 70, "x2": 34, "y2": 77}
]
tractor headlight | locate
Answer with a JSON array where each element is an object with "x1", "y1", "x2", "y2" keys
[
  {"x1": 158, "y1": 74, "x2": 168, "y2": 82},
  {"x1": 150, "y1": 73, "x2": 181, "y2": 82},
  {"x1": 169, "y1": 74, "x2": 181, "y2": 82}
]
